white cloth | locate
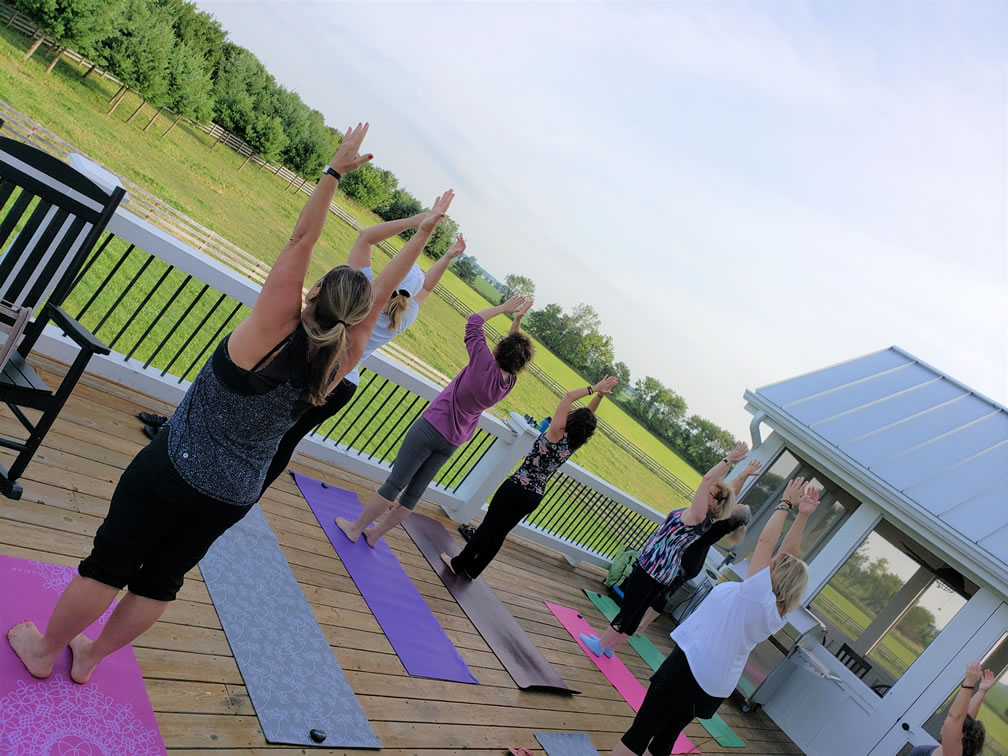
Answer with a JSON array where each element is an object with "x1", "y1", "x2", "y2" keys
[
  {"x1": 345, "y1": 265, "x2": 420, "y2": 385},
  {"x1": 670, "y1": 566, "x2": 786, "y2": 697}
]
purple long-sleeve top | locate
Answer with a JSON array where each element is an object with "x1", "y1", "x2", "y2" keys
[{"x1": 422, "y1": 314, "x2": 515, "y2": 445}]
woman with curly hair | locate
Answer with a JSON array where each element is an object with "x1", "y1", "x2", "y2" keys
[
  {"x1": 441, "y1": 375, "x2": 618, "y2": 579},
  {"x1": 910, "y1": 660, "x2": 991, "y2": 756},
  {"x1": 337, "y1": 296, "x2": 535, "y2": 548}
]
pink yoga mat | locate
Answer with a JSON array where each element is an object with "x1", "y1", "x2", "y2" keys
[
  {"x1": 0, "y1": 555, "x2": 167, "y2": 755},
  {"x1": 544, "y1": 602, "x2": 697, "y2": 755}
]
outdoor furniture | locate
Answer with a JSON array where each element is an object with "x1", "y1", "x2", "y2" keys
[
  {"x1": 836, "y1": 643, "x2": 872, "y2": 679},
  {"x1": 0, "y1": 135, "x2": 125, "y2": 498},
  {"x1": 0, "y1": 301, "x2": 31, "y2": 373}
]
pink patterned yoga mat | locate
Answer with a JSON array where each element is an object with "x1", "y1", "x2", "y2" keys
[
  {"x1": 544, "y1": 602, "x2": 698, "y2": 755},
  {"x1": 0, "y1": 555, "x2": 167, "y2": 756}
]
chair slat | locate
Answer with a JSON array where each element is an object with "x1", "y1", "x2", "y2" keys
[
  {"x1": 7, "y1": 206, "x2": 69, "y2": 308},
  {"x1": 0, "y1": 188, "x2": 33, "y2": 260},
  {"x1": 0, "y1": 136, "x2": 110, "y2": 209},
  {"x1": 0, "y1": 198, "x2": 52, "y2": 303},
  {"x1": 0, "y1": 179, "x2": 15, "y2": 215}
]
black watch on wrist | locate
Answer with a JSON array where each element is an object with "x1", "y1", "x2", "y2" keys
[{"x1": 323, "y1": 166, "x2": 341, "y2": 182}]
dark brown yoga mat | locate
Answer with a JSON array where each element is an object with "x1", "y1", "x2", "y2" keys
[{"x1": 403, "y1": 511, "x2": 577, "y2": 695}]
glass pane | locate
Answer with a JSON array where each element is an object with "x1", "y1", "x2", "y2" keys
[
  {"x1": 799, "y1": 495, "x2": 854, "y2": 559},
  {"x1": 866, "y1": 580, "x2": 967, "y2": 680},
  {"x1": 739, "y1": 449, "x2": 799, "y2": 515},
  {"x1": 810, "y1": 530, "x2": 912, "y2": 643},
  {"x1": 922, "y1": 633, "x2": 1008, "y2": 754}
]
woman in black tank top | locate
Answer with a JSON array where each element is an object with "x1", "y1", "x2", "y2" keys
[{"x1": 7, "y1": 125, "x2": 455, "y2": 687}]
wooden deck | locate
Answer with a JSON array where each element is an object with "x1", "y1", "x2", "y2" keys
[{"x1": 0, "y1": 356, "x2": 802, "y2": 756}]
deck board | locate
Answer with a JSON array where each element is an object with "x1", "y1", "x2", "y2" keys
[{"x1": 0, "y1": 355, "x2": 802, "y2": 755}]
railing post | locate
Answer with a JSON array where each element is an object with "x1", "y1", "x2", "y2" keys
[{"x1": 443, "y1": 412, "x2": 540, "y2": 523}]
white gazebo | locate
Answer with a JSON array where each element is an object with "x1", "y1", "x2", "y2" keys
[{"x1": 717, "y1": 346, "x2": 1007, "y2": 755}]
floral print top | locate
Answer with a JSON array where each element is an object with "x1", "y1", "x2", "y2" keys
[
  {"x1": 637, "y1": 509, "x2": 712, "y2": 585},
  {"x1": 509, "y1": 431, "x2": 572, "y2": 495}
]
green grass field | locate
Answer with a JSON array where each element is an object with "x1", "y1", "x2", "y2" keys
[
  {"x1": 467, "y1": 276, "x2": 502, "y2": 304},
  {"x1": 0, "y1": 27, "x2": 700, "y2": 510}
]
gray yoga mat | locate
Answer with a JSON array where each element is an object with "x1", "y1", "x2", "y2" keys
[
  {"x1": 535, "y1": 732, "x2": 600, "y2": 756},
  {"x1": 200, "y1": 505, "x2": 380, "y2": 749}
]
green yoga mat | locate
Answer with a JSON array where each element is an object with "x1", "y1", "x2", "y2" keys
[{"x1": 583, "y1": 590, "x2": 745, "y2": 749}]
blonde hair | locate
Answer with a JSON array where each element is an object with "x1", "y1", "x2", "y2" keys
[
  {"x1": 302, "y1": 265, "x2": 373, "y2": 406},
  {"x1": 771, "y1": 552, "x2": 809, "y2": 616},
  {"x1": 708, "y1": 479, "x2": 736, "y2": 521},
  {"x1": 381, "y1": 290, "x2": 411, "y2": 333}
]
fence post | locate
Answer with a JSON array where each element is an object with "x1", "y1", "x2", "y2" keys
[{"x1": 445, "y1": 412, "x2": 540, "y2": 523}]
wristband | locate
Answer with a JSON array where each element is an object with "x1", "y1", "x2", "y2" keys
[
  {"x1": 962, "y1": 683, "x2": 977, "y2": 689},
  {"x1": 586, "y1": 385, "x2": 593, "y2": 394},
  {"x1": 323, "y1": 166, "x2": 341, "y2": 182}
]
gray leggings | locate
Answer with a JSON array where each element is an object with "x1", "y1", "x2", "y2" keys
[{"x1": 378, "y1": 417, "x2": 459, "y2": 510}]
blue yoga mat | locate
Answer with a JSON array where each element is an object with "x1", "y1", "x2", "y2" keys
[
  {"x1": 200, "y1": 505, "x2": 380, "y2": 748},
  {"x1": 536, "y1": 732, "x2": 599, "y2": 755},
  {"x1": 293, "y1": 472, "x2": 478, "y2": 684}
]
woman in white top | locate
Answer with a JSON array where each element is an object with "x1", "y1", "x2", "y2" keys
[
  {"x1": 612, "y1": 477, "x2": 819, "y2": 756},
  {"x1": 258, "y1": 222, "x2": 466, "y2": 492}
]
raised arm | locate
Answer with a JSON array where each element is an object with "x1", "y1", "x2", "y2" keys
[
  {"x1": 779, "y1": 484, "x2": 820, "y2": 557},
  {"x1": 415, "y1": 234, "x2": 466, "y2": 306},
  {"x1": 347, "y1": 214, "x2": 423, "y2": 270},
  {"x1": 545, "y1": 377, "x2": 617, "y2": 442},
  {"x1": 732, "y1": 459, "x2": 763, "y2": 497},
  {"x1": 681, "y1": 441, "x2": 748, "y2": 526},
  {"x1": 941, "y1": 661, "x2": 983, "y2": 756},
  {"x1": 968, "y1": 668, "x2": 996, "y2": 718},
  {"x1": 749, "y1": 477, "x2": 804, "y2": 576},
  {"x1": 509, "y1": 298, "x2": 533, "y2": 334},
  {"x1": 331, "y1": 191, "x2": 453, "y2": 385},
  {"x1": 477, "y1": 295, "x2": 528, "y2": 322},
  {"x1": 229, "y1": 123, "x2": 371, "y2": 369}
]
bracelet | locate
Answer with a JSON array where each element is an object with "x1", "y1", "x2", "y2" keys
[
  {"x1": 775, "y1": 504, "x2": 791, "y2": 513},
  {"x1": 323, "y1": 166, "x2": 341, "y2": 181},
  {"x1": 586, "y1": 385, "x2": 593, "y2": 394},
  {"x1": 962, "y1": 683, "x2": 977, "y2": 689},
  {"x1": 780, "y1": 499, "x2": 794, "y2": 508}
]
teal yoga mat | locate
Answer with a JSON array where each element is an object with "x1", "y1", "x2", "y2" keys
[{"x1": 583, "y1": 589, "x2": 746, "y2": 749}]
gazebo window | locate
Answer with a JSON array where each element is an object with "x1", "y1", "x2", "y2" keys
[
  {"x1": 808, "y1": 520, "x2": 971, "y2": 697},
  {"x1": 921, "y1": 633, "x2": 1008, "y2": 754}
]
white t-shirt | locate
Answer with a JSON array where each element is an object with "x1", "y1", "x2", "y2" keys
[
  {"x1": 670, "y1": 566, "x2": 786, "y2": 698},
  {"x1": 345, "y1": 266, "x2": 420, "y2": 385}
]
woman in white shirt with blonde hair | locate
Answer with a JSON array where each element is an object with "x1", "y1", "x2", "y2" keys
[{"x1": 611, "y1": 477, "x2": 819, "y2": 756}]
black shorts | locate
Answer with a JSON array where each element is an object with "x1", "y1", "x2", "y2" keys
[
  {"x1": 611, "y1": 563, "x2": 667, "y2": 635},
  {"x1": 620, "y1": 645, "x2": 724, "y2": 756},
  {"x1": 78, "y1": 430, "x2": 253, "y2": 601}
]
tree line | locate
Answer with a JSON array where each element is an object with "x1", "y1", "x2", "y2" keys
[
  {"x1": 15, "y1": 0, "x2": 459, "y2": 258},
  {"x1": 509, "y1": 285, "x2": 735, "y2": 472}
]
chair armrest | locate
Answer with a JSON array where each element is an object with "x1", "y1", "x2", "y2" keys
[{"x1": 45, "y1": 305, "x2": 111, "y2": 356}]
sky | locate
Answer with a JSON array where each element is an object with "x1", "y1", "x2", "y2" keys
[{"x1": 196, "y1": 0, "x2": 1007, "y2": 439}]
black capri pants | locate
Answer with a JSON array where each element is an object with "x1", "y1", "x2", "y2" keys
[
  {"x1": 451, "y1": 478, "x2": 542, "y2": 578},
  {"x1": 260, "y1": 378, "x2": 357, "y2": 494},
  {"x1": 620, "y1": 645, "x2": 724, "y2": 756},
  {"x1": 78, "y1": 430, "x2": 253, "y2": 602},
  {"x1": 611, "y1": 563, "x2": 667, "y2": 635}
]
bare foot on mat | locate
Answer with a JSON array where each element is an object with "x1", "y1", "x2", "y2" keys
[
  {"x1": 69, "y1": 634, "x2": 99, "y2": 684},
  {"x1": 335, "y1": 517, "x2": 361, "y2": 542},
  {"x1": 364, "y1": 528, "x2": 381, "y2": 548},
  {"x1": 7, "y1": 621, "x2": 54, "y2": 679}
]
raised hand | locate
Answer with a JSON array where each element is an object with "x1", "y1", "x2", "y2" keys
[
  {"x1": 446, "y1": 234, "x2": 466, "y2": 259},
  {"x1": 743, "y1": 459, "x2": 763, "y2": 477},
  {"x1": 965, "y1": 660, "x2": 982, "y2": 687},
  {"x1": 330, "y1": 123, "x2": 373, "y2": 176},
  {"x1": 726, "y1": 441, "x2": 749, "y2": 465},
  {"x1": 781, "y1": 477, "x2": 805, "y2": 507},
  {"x1": 418, "y1": 190, "x2": 455, "y2": 234},
  {"x1": 799, "y1": 485, "x2": 820, "y2": 514},
  {"x1": 501, "y1": 295, "x2": 527, "y2": 314},
  {"x1": 593, "y1": 376, "x2": 618, "y2": 395},
  {"x1": 979, "y1": 669, "x2": 996, "y2": 692},
  {"x1": 515, "y1": 298, "x2": 534, "y2": 317}
]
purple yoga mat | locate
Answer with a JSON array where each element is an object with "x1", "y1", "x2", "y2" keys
[
  {"x1": 0, "y1": 555, "x2": 167, "y2": 755},
  {"x1": 293, "y1": 472, "x2": 478, "y2": 684}
]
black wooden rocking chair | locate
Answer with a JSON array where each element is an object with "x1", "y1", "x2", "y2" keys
[{"x1": 0, "y1": 136, "x2": 126, "y2": 498}]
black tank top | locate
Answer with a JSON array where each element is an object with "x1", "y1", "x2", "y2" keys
[{"x1": 166, "y1": 326, "x2": 313, "y2": 504}]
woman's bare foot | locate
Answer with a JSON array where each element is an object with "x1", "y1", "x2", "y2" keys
[
  {"x1": 69, "y1": 634, "x2": 99, "y2": 684},
  {"x1": 7, "y1": 621, "x2": 55, "y2": 679},
  {"x1": 336, "y1": 517, "x2": 362, "y2": 542},
  {"x1": 364, "y1": 527, "x2": 381, "y2": 548},
  {"x1": 440, "y1": 552, "x2": 456, "y2": 574}
]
